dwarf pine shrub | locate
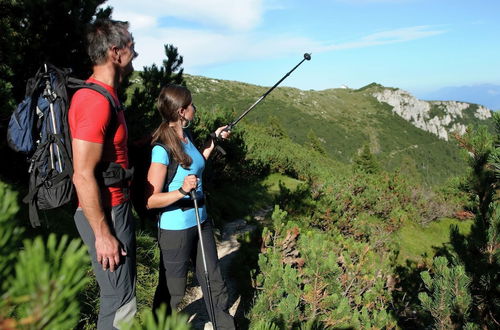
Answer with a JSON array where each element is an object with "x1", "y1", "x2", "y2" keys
[
  {"x1": 121, "y1": 305, "x2": 190, "y2": 330},
  {"x1": 0, "y1": 181, "x2": 89, "y2": 328},
  {"x1": 418, "y1": 257, "x2": 474, "y2": 329},
  {"x1": 0, "y1": 181, "x2": 22, "y2": 288},
  {"x1": 249, "y1": 206, "x2": 397, "y2": 328}
]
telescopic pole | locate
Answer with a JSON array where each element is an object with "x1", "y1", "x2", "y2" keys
[
  {"x1": 226, "y1": 53, "x2": 311, "y2": 131},
  {"x1": 190, "y1": 189, "x2": 218, "y2": 330}
]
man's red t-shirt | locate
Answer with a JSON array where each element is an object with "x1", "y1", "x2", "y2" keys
[{"x1": 68, "y1": 78, "x2": 129, "y2": 207}]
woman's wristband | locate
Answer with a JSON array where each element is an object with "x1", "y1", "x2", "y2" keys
[{"x1": 178, "y1": 187, "x2": 189, "y2": 196}]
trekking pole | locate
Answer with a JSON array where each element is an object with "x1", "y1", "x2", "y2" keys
[
  {"x1": 190, "y1": 187, "x2": 218, "y2": 330},
  {"x1": 211, "y1": 53, "x2": 311, "y2": 155},
  {"x1": 226, "y1": 53, "x2": 311, "y2": 131},
  {"x1": 43, "y1": 64, "x2": 63, "y2": 172}
]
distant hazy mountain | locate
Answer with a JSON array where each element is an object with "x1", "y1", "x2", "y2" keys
[{"x1": 417, "y1": 84, "x2": 500, "y2": 111}]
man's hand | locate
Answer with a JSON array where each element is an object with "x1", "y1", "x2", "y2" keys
[{"x1": 95, "y1": 234, "x2": 127, "y2": 272}]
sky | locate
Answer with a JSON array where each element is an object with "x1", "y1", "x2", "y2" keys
[{"x1": 105, "y1": 0, "x2": 500, "y2": 97}]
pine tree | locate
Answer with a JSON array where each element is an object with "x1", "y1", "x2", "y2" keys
[
  {"x1": 0, "y1": 181, "x2": 22, "y2": 288},
  {"x1": 462, "y1": 122, "x2": 500, "y2": 327},
  {"x1": 418, "y1": 256, "x2": 474, "y2": 329},
  {"x1": 127, "y1": 44, "x2": 185, "y2": 142},
  {"x1": 250, "y1": 206, "x2": 396, "y2": 328},
  {"x1": 266, "y1": 115, "x2": 287, "y2": 138},
  {"x1": 0, "y1": 0, "x2": 111, "y2": 117},
  {"x1": 353, "y1": 144, "x2": 380, "y2": 174},
  {"x1": 306, "y1": 129, "x2": 326, "y2": 155},
  {"x1": 1, "y1": 0, "x2": 111, "y2": 183},
  {"x1": 0, "y1": 182, "x2": 89, "y2": 329},
  {"x1": 438, "y1": 119, "x2": 500, "y2": 328}
]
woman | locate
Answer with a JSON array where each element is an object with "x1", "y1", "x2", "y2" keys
[{"x1": 146, "y1": 84, "x2": 235, "y2": 329}]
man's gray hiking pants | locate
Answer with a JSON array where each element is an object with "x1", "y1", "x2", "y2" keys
[{"x1": 74, "y1": 201, "x2": 137, "y2": 329}]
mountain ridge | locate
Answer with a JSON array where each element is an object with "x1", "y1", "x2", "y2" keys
[
  {"x1": 370, "y1": 86, "x2": 492, "y2": 141},
  {"x1": 177, "y1": 74, "x2": 495, "y2": 184}
]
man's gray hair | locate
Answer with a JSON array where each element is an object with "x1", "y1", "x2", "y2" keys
[{"x1": 87, "y1": 19, "x2": 132, "y2": 65}]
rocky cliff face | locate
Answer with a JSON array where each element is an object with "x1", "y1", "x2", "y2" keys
[{"x1": 373, "y1": 89, "x2": 492, "y2": 140}]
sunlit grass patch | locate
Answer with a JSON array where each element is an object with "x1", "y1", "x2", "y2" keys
[{"x1": 396, "y1": 218, "x2": 473, "y2": 265}]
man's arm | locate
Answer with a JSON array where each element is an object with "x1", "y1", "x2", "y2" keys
[{"x1": 72, "y1": 138, "x2": 126, "y2": 272}]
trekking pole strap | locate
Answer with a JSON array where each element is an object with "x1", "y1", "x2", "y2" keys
[{"x1": 209, "y1": 132, "x2": 227, "y2": 156}]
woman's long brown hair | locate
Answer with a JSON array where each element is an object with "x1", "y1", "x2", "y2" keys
[{"x1": 152, "y1": 85, "x2": 192, "y2": 169}]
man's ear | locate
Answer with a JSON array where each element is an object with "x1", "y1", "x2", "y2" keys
[{"x1": 110, "y1": 46, "x2": 120, "y2": 63}]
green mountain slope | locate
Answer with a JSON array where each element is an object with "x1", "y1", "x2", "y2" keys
[{"x1": 184, "y1": 75, "x2": 490, "y2": 185}]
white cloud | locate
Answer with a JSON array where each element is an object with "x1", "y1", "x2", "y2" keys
[
  {"x1": 318, "y1": 26, "x2": 446, "y2": 52},
  {"x1": 105, "y1": 1, "x2": 447, "y2": 73},
  {"x1": 335, "y1": 0, "x2": 415, "y2": 3},
  {"x1": 130, "y1": 27, "x2": 320, "y2": 71},
  {"x1": 130, "y1": 25, "x2": 445, "y2": 71},
  {"x1": 133, "y1": 29, "x2": 248, "y2": 70},
  {"x1": 366, "y1": 25, "x2": 446, "y2": 41},
  {"x1": 130, "y1": 29, "x2": 306, "y2": 70},
  {"x1": 131, "y1": 25, "x2": 444, "y2": 72},
  {"x1": 121, "y1": 13, "x2": 157, "y2": 30},
  {"x1": 107, "y1": 0, "x2": 264, "y2": 31}
]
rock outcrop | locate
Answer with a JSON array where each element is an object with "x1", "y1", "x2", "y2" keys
[{"x1": 373, "y1": 89, "x2": 492, "y2": 140}]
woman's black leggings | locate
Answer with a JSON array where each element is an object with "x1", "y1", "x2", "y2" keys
[{"x1": 153, "y1": 220, "x2": 235, "y2": 329}]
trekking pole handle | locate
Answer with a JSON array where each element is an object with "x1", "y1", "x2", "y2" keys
[
  {"x1": 186, "y1": 175, "x2": 199, "y2": 195},
  {"x1": 189, "y1": 189, "x2": 197, "y2": 200}
]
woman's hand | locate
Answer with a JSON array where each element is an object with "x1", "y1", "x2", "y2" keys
[
  {"x1": 214, "y1": 125, "x2": 231, "y2": 140},
  {"x1": 181, "y1": 174, "x2": 198, "y2": 193},
  {"x1": 202, "y1": 126, "x2": 231, "y2": 159}
]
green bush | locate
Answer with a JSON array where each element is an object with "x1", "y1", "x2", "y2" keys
[
  {"x1": 0, "y1": 181, "x2": 22, "y2": 286},
  {"x1": 218, "y1": 117, "x2": 465, "y2": 327},
  {"x1": 419, "y1": 257, "x2": 474, "y2": 329},
  {"x1": 0, "y1": 180, "x2": 193, "y2": 329},
  {"x1": 0, "y1": 181, "x2": 90, "y2": 329},
  {"x1": 249, "y1": 206, "x2": 397, "y2": 328},
  {"x1": 1, "y1": 234, "x2": 89, "y2": 329},
  {"x1": 121, "y1": 305, "x2": 190, "y2": 330}
]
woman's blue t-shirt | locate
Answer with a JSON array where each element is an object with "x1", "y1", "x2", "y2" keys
[{"x1": 151, "y1": 137, "x2": 207, "y2": 230}]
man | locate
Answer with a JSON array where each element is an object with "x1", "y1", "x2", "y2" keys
[{"x1": 69, "y1": 19, "x2": 138, "y2": 329}]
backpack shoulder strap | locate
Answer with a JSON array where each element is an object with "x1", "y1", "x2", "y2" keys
[
  {"x1": 68, "y1": 77, "x2": 123, "y2": 140},
  {"x1": 67, "y1": 77, "x2": 122, "y2": 113},
  {"x1": 184, "y1": 128, "x2": 194, "y2": 144},
  {"x1": 153, "y1": 130, "x2": 196, "y2": 192},
  {"x1": 153, "y1": 142, "x2": 179, "y2": 191}
]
